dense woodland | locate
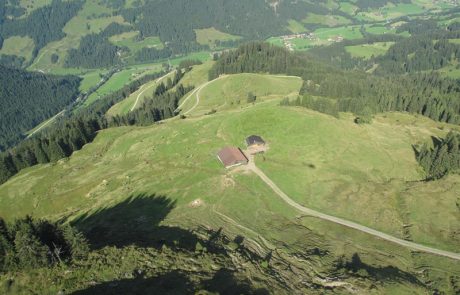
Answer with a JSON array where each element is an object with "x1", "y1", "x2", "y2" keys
[
  {"x1": 0, "y1": 65, "x2": 81, "y2": 151},
  {"x1": 416, "y1": 132, "x2": 460, "y2": 180},
  {"x1": 0, "y1": 216, "x2": 89, "y2": 272},
  {"x1": 65, "y1": 23, "x2": 131, "y2": 68}
]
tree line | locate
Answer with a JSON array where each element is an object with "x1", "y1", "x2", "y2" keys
[
  {"x1": 0, "y1": 68, "x2": 195, "y2": 185},
  {"x1": 111, "y1": 69, "x2": 193, "y2": 125},
  {"x1": 65, "y1": 23, "x2": 132, "y2": 69},
  {"x1": 210, "y1": 42, "x2": 460, "y2": 125},
  {"x1": 0, "y1": 216, "x2": 89, "y2": 272}
]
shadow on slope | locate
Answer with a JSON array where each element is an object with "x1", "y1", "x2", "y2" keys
[
  {"x1": 71, "y1": 194, "x2": 202, "y2": 251},
  {"x1": 70, "y1": 270, "x2": 193, "y2": 295},
  {"x1": 203, "y1": 268, "x2": 270, "y2": 295},
  {"x1": 71, "y1": 269, "x2": 269, "y2": 295},
  {"x1": 341, "y1": 253, "x2": 424, "y2": 286}
]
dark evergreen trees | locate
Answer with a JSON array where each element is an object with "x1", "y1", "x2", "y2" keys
[
  {"x1": 0, "y1": 65, "x2": 81, "y2": 151},
  {"x1": 416, "y1": 132, "x2": 460, "y2": 180},
  {"x1": 0, "y1": 216, "x2": 89, "y2": 272},
  {"x1": 0, "y1": 0, "x2": 83, "y2": 59}
]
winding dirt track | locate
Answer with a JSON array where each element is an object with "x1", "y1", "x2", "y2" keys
[
  {"x1": 130, "y1": 71, "x2": 173, "y2": 111},
  {"x1": 176, "y1": 75, "x2": 228, "y2": 115},
  {"x1": 247, "y1": 160, "x2": 460, "y2": 261}
]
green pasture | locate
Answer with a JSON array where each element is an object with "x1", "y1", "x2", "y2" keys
[
  {"x1": 109, "y1": 31, "x2": 164, "y2": 53},
  {"x1": 286, "y1": 20, "x2": 307, "y2": 33},
  {"x1": 1, "y1": 69, "x2": 459, "y2": 292},
  {"x1": 178, "y1": 73, "x2": 303, "y2": 116},
  {"x1": 195, "y1": 27, "x2": 241, "y2": 48},
  {"x1": 84, "y1": 65, "x2": 163, "y2": 106},
  {"x1": 302, "y1": 14, "x2": 351, "y2": 27},
  {"x1": 0, "y1": 36, "x2": 35, "y2": 62},
  {"x1": 345, "y1": 42, "x2": 395, "y2": 59}
]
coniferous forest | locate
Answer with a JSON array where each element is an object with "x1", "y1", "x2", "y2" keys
[
  {"x1": 0, "y1": 0, "x2": 83, "y2": 67},
  {"x1": 416, "y1": 132, "x2": 460, "y2": 180},
  {"x1": 0, "y1": 216, "x2": 89, "y2": 272},
  {"x1": 0, "y1": 65, "x2": 81, "y2": 151}
]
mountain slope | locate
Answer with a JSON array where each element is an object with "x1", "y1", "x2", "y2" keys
[{"x1": 0, "y1": 73, "x2": 459, "y2": 292}]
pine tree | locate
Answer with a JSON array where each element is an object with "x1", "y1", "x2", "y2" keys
[
  {"x1": 430, "y1": 144, "x2": 449, "y2": 179},
  {"x1": 62, "y1": 225, "x2": 89, "y2": 260},
  {"x1": 13, "y1": 221, "x2": 49, "y2": 269}
]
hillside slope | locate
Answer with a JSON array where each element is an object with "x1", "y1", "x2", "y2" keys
[{"x1": 0, "y1": 79, "x2": 459, "y2": 292}]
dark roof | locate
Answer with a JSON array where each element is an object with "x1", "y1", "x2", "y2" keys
[
  {"x1": 217, "y1": 147, "x2": 248, "y2": 168},
  {"x1": 246, "y1": 135, "x2": 265, "y2": 146}
]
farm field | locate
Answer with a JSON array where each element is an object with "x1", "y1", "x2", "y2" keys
[
  {"x1": 302, "y1": 14, "x2": 351, "y2": 27},
  {"x1": 267, "y1": 19, "x2": 413, "y2": 52},
  {"x1": 18, "y1": 0, "x2": 52, "y2": 15},
  {"x1": 436, "y1": 63, "x2": 460, "y2": 79},
  {"x1": 2, "y1": 1, "x2": 460, "y2": 293},
  {"x1": 110, "y1": 32, "x2": 163, "y2": 50},
  {"x1": 78, "y1": 69, "x2": 108, "y2": 92},
  {"x1": 355, "y1": 2, "x2": 425, "y2": 22},
  {"x1": 195, "y1": 27, "x2": 241, "y2": 48},
  {"x1": 286, "y1": 20, "x2": 307, "y2": 33},
  {"x1": 0, "y1": 36, "x2": 35, "y2": 63},
  {"x1": 345, "y1": 42, "x2": 395, "y2": 59}
]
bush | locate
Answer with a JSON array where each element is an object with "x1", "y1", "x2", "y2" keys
[{"x1": 247, "y1": 92, "x2": 256, "y2": 104}]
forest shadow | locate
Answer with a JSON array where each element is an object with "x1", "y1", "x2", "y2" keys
[
  {"x1": 71, "y1": 270, "x2": 193, "y2": 295},
  {"x1": 202, "y1": 268, "x2": 270, "y2": 295},
  {"x1": 71, "y1": 194, "x2": 214, "y2": 252},
  {"x1": 71, "y1": 268, "x2": 269, "y2": 295},
  {"x1": 342, "y1": 253, "x2": 423, "y2": 286}
]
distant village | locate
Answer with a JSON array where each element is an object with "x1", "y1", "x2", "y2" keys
[{"x1": 280, "y1": 32, "x2": 343, "y2": 51}]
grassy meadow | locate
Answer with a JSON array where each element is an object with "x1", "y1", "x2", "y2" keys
[
  {"x1": 0, "y1": 36, "x2": 35, "y2": 63},
  {"x1": 1, "y1": 75, "x2": 459, "y2": 253},
  {"x1": 109, "y1": 32, "x2": 164, "y2": 52},
  {"x1": 83, "y1": 66, "x2": 161, "y2": 106},
  {"x1": 178, "y1": 73, "x2": 303, "y2": 116},
  {"x1": 1, "y1": 67, "x2": 459, "y2": 292},
  {"x1": 345, "y1": 42, "x2": 395, "y2": 59},
  {"x1": 195, "y1": 27, "x2": 241, "y2": 48}
]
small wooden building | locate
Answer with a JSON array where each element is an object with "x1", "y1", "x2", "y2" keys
[
  {"x1": 217, "y1": 147, "x2": 248, "y2": 168},
  {"x1": 245, "y1": 135, "x2": 265, "y2": 148}
]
